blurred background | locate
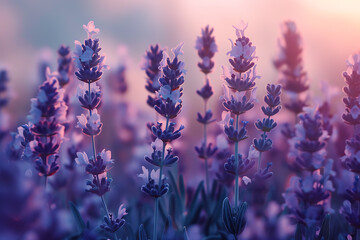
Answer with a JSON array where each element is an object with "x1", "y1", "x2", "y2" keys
[
  {"x1": 2, "y1": 0, "x2": 360, "y2": 119},
  {"x1": 1, "y1": 0, "x2": 360, "y2": 173},
  {"x1": 0, "y1": 1, "x2": 359, "y2": 238}
]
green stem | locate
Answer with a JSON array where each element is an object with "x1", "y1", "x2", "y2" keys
[
  {"x1": 203, "y1": 100, "x2": 209, "y2": 194},
  {"x1": 153, "y1": 117, "x2": 170, "y2": 240},
  {"x1": 101, "y1": 195, "x2": 118, "y2": 240},
  {"x1": 87, "y1": 82, "x2": 116, "y2": 240},
  {"x1": 234, "y1": 114, "x2": 239, "y2": 207},
  {"x1": 153, "y1": 198, "x2": 159, "y2": 240}
]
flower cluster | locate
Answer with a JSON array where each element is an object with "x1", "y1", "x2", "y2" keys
[
  {"x1": 283, "y1": 108, "x2": 333, "y2": 238},
  {"x1": 195, "y1": 25, "x2": 217, "y2": 74},
  {"x1": 253, "y1": 84, "x2": 281, "y2": 179},
  {"x1": 274, "y1": 21, "x2": 308, "y2": 115},
  {"x1": 101, "y1": 204, "x2": 127, "y2": 233},
  {"x1": 290, "y1": 109, "x2": 328, "y2": 171},
  {"x1": 142, "y1": 44, "x2": 163, "y2": 108},
  {"x1": 74, "y1": 22, "x2": 107, "y2": 84},
  {"x1": 341, "y1": 53, "x2": 360, "y2": 233},
  {"x1": 74, "y1": 21, "x2": 112, "y2": 195},
  {"x1": 220, "y1": 22, "x2": 259, "y2": 238},
  {"x1": 342, "y1": 176, "x2": 360, "y2": 229},
  {"x1": 282, "y1": 162, "x2": 335, "y2": 234},
  {"x1": 140, "y1": 43, "x2": 185, "y2": 240},
  {"x1": 195, "y1": 25, "x2": 218, "y2": 193},
  {"x1": 57, "y1": 45, "x2": 73, "y2": 87},
  {"x1": 0, "y1": 70, "x2": 9, "y2": 143},
  {"x1": 141, "y1": 43, "x2": 185, "y2": 198},
  {"x1": 23, "y1": 70, "x2": 67, "y2": 177},
  {"x1": 342, "y1": 53, "x2": 360, "y2": 125}
]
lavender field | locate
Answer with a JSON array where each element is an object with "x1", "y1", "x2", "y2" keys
[{"x1": 1, "y1": 1, "x2": 360, "y2": 239}]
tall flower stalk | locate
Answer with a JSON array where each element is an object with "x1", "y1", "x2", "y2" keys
[
  {"x1": 219, "y1": 22, "x2": 258, "y2": 239},
  {"x1": 341, "y1": 53, "x2": 360, "y2": 239},
  {"x1": 195, "y1": 25, "x2": 218, "y2": 193},
  {"x1": 142, "y1": 44, "x2": 163, "y2": 109},
  {"x1": 283, "y1": 108, "x2": 334, "y2": 239},
  {"x1": 274, "y1": 21, "x2": 309, "y2": 117},
  {"x1": 253, "y1": 84, "x2": 282, "y2": 171},
  {"x1": 139, "y1": 43, "x2": 185, "y2": 240},
  {"x1": 74, "y1": 21, "x2": 125, "y2": 240},
  {"x1": 57, "y1": 45, "x2": 73, "y2": 88},
  {"x1": 21, "y1": 69, "x2": 68, "y2": 185}
]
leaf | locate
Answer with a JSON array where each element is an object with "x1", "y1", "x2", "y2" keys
[
  {"x1": 169, "y1": 193, "x2": 180, "y2": 229},
  {"x1": 168, "y1": 171, "x2": 183, "y2": 213},
  {"x1": 295, "y1": 223, "x2": 303, "y2": 240},
  {"x1": 139, "y1": 224, "x2": 148, "y2": 240},
  {"x1": 317, "y1": 214, "x2": 330, "y2": 240},
  {"x1": 69, "y1": 201, "x2": 85, "y2": 232},
  {"x1": 179, "y1": 174, "x2": 186, "y2": 202},
  {"x1": 222, "y1": 197, "x2": 235, "y2": 234},
  {"x1": 184, "y1": 181, "x2": 204, "y2": 226}
]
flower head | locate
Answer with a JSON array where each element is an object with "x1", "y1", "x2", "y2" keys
[
  {"x1": 83, "y1": 21, "x2": 100, "y2": 39},
  {"x1": 76, "y1": 109, "x2": 103, "y2": 136}
]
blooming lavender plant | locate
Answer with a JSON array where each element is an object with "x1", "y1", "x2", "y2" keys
[
  {"x1": 142, "y1": 44, "x2": 163, "y2": 109},
  {"x1": 20, "y1": 69, "x2": 68, "y2": 183},
  {"x1": 274, "y1": 21, "x2": 309, "y2": 116},
  {"x1": 283, "y1": 108, "x2": 334, "y2": 239},
  {"x1": 195, "y1": 25, "x2": 218, "y2": 193},
  {"x1": 253, "y1": 84, "x2": 282, "y2": 174},
  {"x1": 140, "y1": 43, "x2": 185, "y2": 240},
  {"x1": 74, "y1": 21, "x2": 125, "y2": 240},
  {"x1": 341, "y1": 53, "x2": 360, "y2": 239},
  {"x1": 57, "y1": 45, "x2": 73, "y2": 88},
  {"x1": 219, "y1": 22, "x2": 259, "y2": 238}
]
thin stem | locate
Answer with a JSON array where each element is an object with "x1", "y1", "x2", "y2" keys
[
  {"x1": 356, "y1": 228, "x2": 360, "y2": 240},
  {"x1": 153, "y1": 198, "x2": 159, "y2": 240},
  {"x1": 88, "y1": 81, "x2": 115, "y2": 240},
  {"x1": 257, "y1": 151, "x2": 263, "y2": 171},
  {"x1": 203, "y1": 100, "x2": 209, "y2": 194},
  {"x1": 153, "y1": 117, "x2": 170, "y2": 240},
  {"x1": 184, "y1": 226, "x2": 190, "y2": 240},
  {"x1": 101, "y1": 195, "x2": 110, "y2": 220},
  {"x1": 101, "y1": 195, "x2": 118, "y2": 240},
  {"x1": 234, "y1": 114, "x2": 239, "y2": 207}
]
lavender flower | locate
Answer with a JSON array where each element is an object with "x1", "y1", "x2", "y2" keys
[
  {"x1": 343, "y1": 53, "x2": 360, "y2": 126},
  {"x1": 282, "y1": 168, "x2": 334, "y2": 235},
  {"x1": 141, "y1": 42, "x2": 185, "y2": 240},
  {"x1": 142, "y1": 44, "x2": 163, "y2": 108},
  {"x1": 290, "y1": 108, "x2": 328, "y2": 172},
  {"x1": 342, "y1": 176, "x2": 360, "y2": 229},
  {"x1": 220, "y1": 22, "x2": 259, "y2": 238},
  {"x1": 283, "y1": 108, "x2": 333, "y2": 238},
  {"x1": 341, "y1": 53, "x2": 360, "y2": 237},
  {"x1": 274, "y1": 21, "x2": 308, "y2": 115},
  {"x1": 138, "y1": 166, "x2": 168, "y2": 198},
  {"x1": 101, "y1": 204, "x2": 127, "y2": 233},
  {"x1": 253, "y1": 84, "x2": 281, "y2": 180},
  {"x1": 57, "y1": 45, "x2": 73, "y2": 87},
  {"x1": 195, "y1": 25, "x2": 217, "y2": 74},
  {"x1": 74, "y1": 21, "x2": 123, "y2": 240},
  {"x1": 24, "y1": 70, "x2": 67, "y2": 179},
  {"x1": 195, "y1": 26, "x2": 218, "y2": 194}
]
